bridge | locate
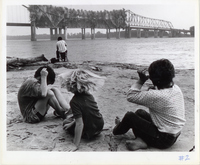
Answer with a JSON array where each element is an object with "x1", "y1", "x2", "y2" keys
[{"x1": 7, "y1": 5, "x2": 194, "y2": 41}]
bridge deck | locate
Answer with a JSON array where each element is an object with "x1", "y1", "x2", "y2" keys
[{"x1": 7, "y1": 23, "x2": 31, "y2": 27}]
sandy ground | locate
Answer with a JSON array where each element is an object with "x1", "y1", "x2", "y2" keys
[{"x1": 6, "y1": 61, "x2": 195, "y2": 152}]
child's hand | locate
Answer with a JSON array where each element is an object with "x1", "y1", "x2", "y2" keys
[
  {"x1": 40, "y1": 68, "x2": 48, "y2": 77},
  {"x1": 137, "y1": 68, "x2": 149, "y2": 83}
]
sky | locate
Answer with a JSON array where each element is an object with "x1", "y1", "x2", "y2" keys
[{"x1": 4, "y1": 0, "x2": 198, "y2": 36}]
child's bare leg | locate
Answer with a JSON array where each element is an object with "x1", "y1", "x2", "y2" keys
[
  {"x1": 125, "y1": 138, "x2": 148, "y2": 151},
  {"x1": 51, "y1": 87, "x2": 70, "y2": 111},
  {"x1": 35, "y1": 89, "x2": 66, "y2": 118},
  {"x1": 34, "y1": 96, "x2": 51, "y2": 116},
  {"x1": 47, "y1": 90, "x2": 67, "y2": 118}
]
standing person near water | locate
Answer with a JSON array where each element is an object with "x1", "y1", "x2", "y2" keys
[
  {"x1": 113, "y1": 59, "x2": 186, "y2": 151},
  {"x1": 56, "y1": 36, "x2": 69, "y2": 62}
]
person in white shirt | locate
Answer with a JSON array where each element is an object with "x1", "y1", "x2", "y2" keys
[
  {"x1": 113, "y1": 59, "x2": 185, "y2": 151},
  {"x1": 56, "y1": 37, "x2": 69, "y2": 62}
]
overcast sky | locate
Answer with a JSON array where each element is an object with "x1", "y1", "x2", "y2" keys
[{"x1": 4, "y1": 0, "x2": 198, "y2": 36}]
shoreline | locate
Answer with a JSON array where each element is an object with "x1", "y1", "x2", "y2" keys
[
  {"x1": 7, "y1": 60, "x2": 195, "y2": 72},
  {"x1": 6, "y1": 61, "x2": 195, "y2": 152}
]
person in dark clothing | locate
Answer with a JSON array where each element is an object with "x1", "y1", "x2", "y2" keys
[{"x1": 59, "y1": 69, "x2": 106, "y2": 151}]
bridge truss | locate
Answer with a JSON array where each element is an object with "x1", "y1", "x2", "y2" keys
[
  {"x1": 7, "y1": 5, "x2": 193, "y2": 40},
  {"x1": 125, "y1": 10, "x2": 174, "y2": 29},
  {"x1": 26, "y1": 5, "x2": 174, "y2": 30}
]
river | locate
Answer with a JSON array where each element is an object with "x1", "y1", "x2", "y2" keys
[{"x1": 7, "y1": 37, "x2": 194, "y2": 69}]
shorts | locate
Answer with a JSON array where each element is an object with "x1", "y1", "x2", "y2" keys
[{"x1": 24, "y1": 107, "x2": 45, "y2": 123}]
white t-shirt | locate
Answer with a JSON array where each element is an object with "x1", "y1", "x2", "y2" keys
[{"x1": 56, "y1": 40, "x2": 67, "y2": 53}]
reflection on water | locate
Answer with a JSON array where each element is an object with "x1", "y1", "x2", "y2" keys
[{"x1": 7, "y1": 37, "x2": 194, "y2": 69}]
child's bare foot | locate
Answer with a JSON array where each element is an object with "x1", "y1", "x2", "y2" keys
[
  {"x1": 113, "y1": 116, "x2": 121, "y2": 135},
  {"x1": 125, "y1": 138, "x2": 148, "y2": 151},
  {"x1": 115, "y1": 116, "x2": 120, "y2": 125}
]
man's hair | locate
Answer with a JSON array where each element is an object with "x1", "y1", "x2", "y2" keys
[
  {"x1": 57, "y1": 37, "x2": 62, "y2": 41},
  {"x1": 34, "y1": 66, "x2": 56, "y2": 84},
  {"x1": 148, "y1": 59, "x2": 175, "y2": 87}
]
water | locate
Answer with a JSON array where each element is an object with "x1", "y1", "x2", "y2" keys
[{"x1": 7, "y1": 37, "x2": 194, "y2": 69}]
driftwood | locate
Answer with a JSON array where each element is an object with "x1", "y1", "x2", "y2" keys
[
  {"x1": 7, "y1": 54, "x2": 49, "y2": 71},
  {"x1": 7, "y1": 54, "x2": 48, "y2": 66}
]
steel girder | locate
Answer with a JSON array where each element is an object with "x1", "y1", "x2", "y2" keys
[{"x1": 125, "y1": 10, "x2": 173, "y2": 29}]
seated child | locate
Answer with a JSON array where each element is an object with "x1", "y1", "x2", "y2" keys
[
  {"x1": 18, "y1": 66, "x2": 70, "y2": 123},
  {"x1": 113, "y1": 59, "x2": 186, "y2": 151},
  {"x1": 59, "y1": 69, "x2": 106, "y2": 151}
]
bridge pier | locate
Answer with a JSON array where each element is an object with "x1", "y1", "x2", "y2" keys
[
  {"x1": 125, "y1": 27, "x2": 131, "y2": 38},
  {"x1": 82, "y1": 28, "x2": 86, "y2": 40},
  {"x1": 168, "y1": 30, "x2": 173, "y2": 37},
  {"x1": 137, "y1": 29, "x2": 141, "y2": 38},
  {"x1": 91, "y1": 28, "x2": 95, "y2": 39},
  {"x1": 116, "y1": 28, "x2": 120, "y2": 39},
  {"x1": 144, "y1": 29, "x2": 149, "y2": 38},
  {"x1": 31, "y1": 22, "x2": 36, "y2": 41},
  {"x1": 50, "y1": 28, "x2": 65, "y2": 40},
  {"x1": 177, "y1": 31, "x2": 181, "y2": 37},
  {"x1": 64, "y1": 26, "x2": 67, "y2": 40},
  {"x1": 50, "y1": 28, "x2": 57, "y2": 40},
  {"x1": 159, "y1": 30, "x2": 164, "y2": 38},
  {"x1": 106, "y1": 28, "x2": 110, "y2": 39},
  {"x1": 154, "y1": 30, "x2": 158, "y2": 38}
]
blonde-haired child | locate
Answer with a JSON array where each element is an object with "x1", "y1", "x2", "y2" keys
[{"x1": 59, "y1": 69, "x2": 106, "y2": 151}]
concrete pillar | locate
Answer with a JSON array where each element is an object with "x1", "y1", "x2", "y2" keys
[
  {"x1": 91, "y1": 28, "x2": 95, "y2": 39},
  {"x1": 50, "y1": 28, "x2": 53, "y2": 40},
  {"x1": 177, "y1": 31, "x2": 181, "y2": 37},
  {"x1": 31, "y1": 21, "x2": 36, "y2": 41},
  {"x1": 137, "y1": 29, "x2": 141, "y2": 38},
  {"x1": 154, "y1": 30, "x2": 158, "y2": 38},
  {"x1": 159, "y1": 30, "x2": 164, "y2": 38},
  {"x1": 58, "y1": 28, "x2": 65, "y2": 39},
  {"x1": 50, "y1": 28, "x2": 60, "y2": 40},
  {"x1": 144, "y1": 29, "x2": 149, "y2": 38},
  {"x1": 171, "y1": 30, "x2": 176, "y2": 37},
  {"x1": 64, "y1": 26, "x2": 67, "y2": 40},
  {"x1": 55, "y1": 28, "x2": 58, "y2": 35},
  {"x1": 125, "y1": 28, "x2": 128, "y2": 38},
  {"x1": 128, "y1": 27, "x2": 131, "y2": 38},
  {"x1": 106, "y1": 28, "x2": 110, "y2": 39},
  {"x1": 125, "y1": 27, "x2": 131, "y2": 38},
  {"x1": 168, "y1": 30, "x2": 173, "y2": 37},
  {"x1": 81, "y1": 28, "x2": 85, "y2": 40},
  {"x1": 59, "y1": 28, "x2": 62, "y2": 35},
  {"x1": 116, "y1": 28, "x2": 120, "y2": 39}
]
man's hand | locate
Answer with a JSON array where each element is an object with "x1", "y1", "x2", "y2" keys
[
  {"x1": 40, "y1": 68, "x2": 48, "y2": 77},
  {"x1": 137, "y1": 68, "x2": 149, "y2": 83}
]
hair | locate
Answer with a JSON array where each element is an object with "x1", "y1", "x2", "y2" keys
[
  {"x1": 59, "y1": 69, "x2": 106, "y2": 93},
  {"x1": 57, "y1": 37, "x2": 62, "y2": 41},
  {"x1": 34, "y1": 66, "x2": 56, "y2": 85},
  {"x1": 148, "y1": 59, "x2": 175, "y2": 88}
]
